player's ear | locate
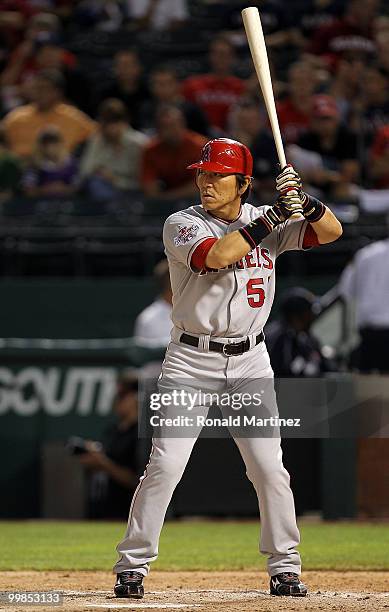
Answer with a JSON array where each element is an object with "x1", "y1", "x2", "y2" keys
[{"x1": 237, "y1": 175, "x2": 252, "y2": 194}]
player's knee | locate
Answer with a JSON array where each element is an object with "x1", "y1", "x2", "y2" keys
[
  {"x1": 153, "y1": 454, "x2": 188, "y2": 480},
  {"x1": 246, "y1": 461, "x2": 290, "y2": 487}
]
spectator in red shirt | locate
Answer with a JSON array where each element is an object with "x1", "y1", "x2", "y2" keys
[
  {"x1": 141, "y1": 104, "x2": 207, "y2": 200},
  {"x1": 0, "y1": 0, "x2": 37, "y2": 52},
  {"x1": 308, "y1": 0, "x2": 378, "y2": 68},
  {"x1": 1, "y1": 13, "x2": 62, "y2": 85},
  {"x1": 370, "y1": 126, "x2": 389, "y2": 188},
  {"x1": 277, "y1": 61, "x2": 318, "y2": 144},
  {"x1": 1, "y1": 33, "x2": 91, "y2": 115},
  {"x1": 0, "y1": 12, "x2": 63, "y2": 111},
  {"x1": 182, "y1": 35, "x2": 245, "y2": 133}
]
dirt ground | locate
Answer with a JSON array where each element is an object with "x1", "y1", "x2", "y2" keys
[{"x1": 0, "y1": 571, "x2": 388, "y2": 612}]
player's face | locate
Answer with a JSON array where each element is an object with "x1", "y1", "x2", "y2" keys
[{"x1": 197, "y1": 170, "x2": 243, "y2": 212}]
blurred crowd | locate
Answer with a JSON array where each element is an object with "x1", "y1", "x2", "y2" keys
[{"x1": 0, "y1": 0, "x2": 389, "y2": 207}]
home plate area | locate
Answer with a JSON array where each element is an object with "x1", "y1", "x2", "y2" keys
[
  {"x1": 66, "y1": 588, "x2": 264, "y2": 610},
  {"x1": 1, "y1": 572, "x2": 388, "y2": 612},
  {"x1": 64, "y1": 584, "x2": 389, "y2": 612}
]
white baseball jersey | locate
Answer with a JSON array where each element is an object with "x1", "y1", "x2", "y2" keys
[
  {"x1": 133, "y1": 298, "x2": 172, "y2": 347},
  {"x1": 163, "y1": 203, "x2": 309, "y2": 337},
  {"x1": 338, "y1": 238, "x2": 389, "y2": 328}
]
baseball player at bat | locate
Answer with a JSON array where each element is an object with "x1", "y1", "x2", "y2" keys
[{"x1": 113, "y1": 138, "x2": 342, "y2": 599}]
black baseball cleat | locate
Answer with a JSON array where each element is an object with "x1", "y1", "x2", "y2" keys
[
  {"x1": 114, "y1": 571, "x2": 144, "y2": 598},
  {"x1": 270, "y1": 572, "x2": 307, "y2": 597}
]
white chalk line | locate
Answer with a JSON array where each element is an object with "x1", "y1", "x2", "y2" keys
[
  {"x1": 63, "y1": 590, "x2": 263, "y2": 597},
  {"x1": 81, "y1": 605, "x2": 199, "y2": 609}
]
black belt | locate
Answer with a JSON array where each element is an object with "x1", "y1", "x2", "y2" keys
[{"x1": 179, "y1": 331, "x2": 264, "y2": 356}]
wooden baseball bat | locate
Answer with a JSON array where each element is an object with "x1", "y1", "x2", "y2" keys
[
  {"x1": 242, "y1": 6, "x2": 286, "y2": 168},
  {"x1": 242, "y1": 7, "x2": 303, "y2": 215}
]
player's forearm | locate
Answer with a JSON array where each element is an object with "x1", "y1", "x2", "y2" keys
[
  {"x1": 309, "y1": 206, "x2": 342, "y2": 244},
  {"x1": 205, "y1": 231, "x2": 252, "y2": 269},
  {"x1": 206, "y1": 199, "x2": 300, "y2": 268}
]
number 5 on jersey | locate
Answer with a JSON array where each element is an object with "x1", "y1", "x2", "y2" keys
[{"x1": 247, "y1": 278, "x2": 265, "y2": 308}]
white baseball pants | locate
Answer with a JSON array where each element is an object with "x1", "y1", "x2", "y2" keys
[{"x1": 114, "y1": 336, "x2": 301, "y2": 577}]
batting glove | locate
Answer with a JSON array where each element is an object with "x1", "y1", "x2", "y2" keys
[
  {"x1": 276, "y1": 164, "x2": 302, "y2": 194},
  {"x1": 276, "y1": 166, "x2": 325, "y2": 221},
  {"x1": 260, "y1": 192, "x2": 304, "y2": 231},
  {"x1": 276, "y1": 190, "x2": 304, "y2": 219}
]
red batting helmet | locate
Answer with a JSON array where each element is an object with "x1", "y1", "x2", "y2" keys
[{"x1": 187, "y1": 138, "x2": 253, "y2": 176}]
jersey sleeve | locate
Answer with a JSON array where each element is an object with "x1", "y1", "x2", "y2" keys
[
  {"x1": 275, "y1": 215, "x2": 310, "y2": 256},
  {"x1": 163, "y1": 212, "x2": 215, "y2": 272}
]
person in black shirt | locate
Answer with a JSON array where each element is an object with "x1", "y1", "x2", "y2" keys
[
  {"x1": 95, "y1": 50, "x2": 150, "y2": 129},
  {"x1": 296, "y1": 94, "x2": 359, "y2": 199},
  {"x1": 266, "y1": 287, "x2": 332, "y2": 377},
  {"x1": 79, "y1": 370, "x2": 140, "y2": 519},
  {"x1": 359, "y1": 65, "x2": 389, "y2": 146}
]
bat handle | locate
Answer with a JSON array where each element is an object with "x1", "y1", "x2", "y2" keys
[{"x1": 277, "y1": 150, "x2": 287, "y2": 171}]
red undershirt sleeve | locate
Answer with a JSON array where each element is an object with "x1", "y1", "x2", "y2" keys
[
  {"x1": 302, "y1": 224, "x2": 320, "y2": 249},
  {"x1": 191, "y1": 237, "x2": 218, "y2": 271}
]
